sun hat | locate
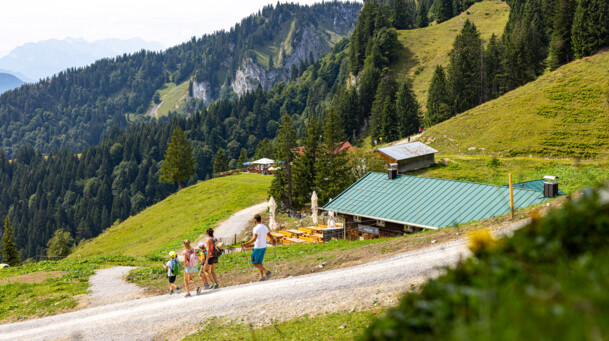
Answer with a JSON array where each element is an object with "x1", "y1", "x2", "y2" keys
[
  {"x1": 169, "y1": 251, "x2": 176, "y2": 257},
  {"x1": 198, "y1": 242, "x2": 205, "y2": 248}
]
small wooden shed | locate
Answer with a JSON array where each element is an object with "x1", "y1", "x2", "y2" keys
[{"x1": 375, "y1": 142, "x2": 438, "y2": 173}]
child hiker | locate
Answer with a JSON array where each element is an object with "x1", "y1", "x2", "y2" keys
[
  {"x1": 182, "y1": 239, "x2": 201, "y2": 297},
  {"x1": 197, "y1": 242, "x2": 211, "y2": 289},
  {"x1": 163, "y1": 251, "x2": 181, "y2": 295},
  {"x1": 241, "y1": 214, "x2": 277, "y2": 281}
]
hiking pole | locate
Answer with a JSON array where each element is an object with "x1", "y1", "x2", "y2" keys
[{"x1": 241, "y1": 244, "x2": 253, "y2": 270}]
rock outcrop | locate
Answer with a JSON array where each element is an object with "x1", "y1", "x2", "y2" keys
[{"x1": 191, "y1": 81, "x2": 213, "y2": 104}]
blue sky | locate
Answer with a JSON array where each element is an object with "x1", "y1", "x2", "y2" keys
[{"x1": 0, "y1": 0, "x2": 360, "y2": 57}]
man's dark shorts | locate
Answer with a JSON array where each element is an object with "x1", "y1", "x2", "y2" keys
[
  {"x1": 168, "y1": 275, "x2": 176, "y2": 283},
  {"x1": 206, "y1": 257, "x2": 219, "y2": 265}
]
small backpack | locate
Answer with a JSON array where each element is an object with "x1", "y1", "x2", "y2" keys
[
  {"x1": 170, "y1": 259, "x2": 180, "y2": 276},
  {"x1": 212, "y1": 238, "x2": 224, "y2": 258},
  {"x1": 187, "y1": 249, "x2": 198, "y2": 267}
]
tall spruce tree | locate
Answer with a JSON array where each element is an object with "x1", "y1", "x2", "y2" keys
[
  {"x1": 160, "y1": 126, "x2": 195, "y2": 190},
  {"x1": 237, "y1": 148, "x2": 248, "y2": 168},
  {"x1": 547, "y1": 0, "x2": 576, "y2": 70},
  {"x1": 213, "y1": 148, "x2": 229, "y2": 174},
  {"x1": 396, "y1": 81, "x2": 421, "y2": 138},
  {"x1": 392, "y1": 0, "x2": 409, "y2": 29},
  {"x1": 571, "y1": 0, "x2": 609, "y2": 59},
  {"x1": 370, "y1": 69, "x2": 398, "y2": 143},
  {"x1": 485, "y1": 34, "x2": 505, "y2": 100},
  {"x1": 435, "y1": 0, "x2": 454, "y2": 23},
  {"x1": 292, "y1": 118, "x2": 320, "y2": 207},
  {"x1": 270, "y1": 114, "x2": 297, "y2": 209},
  {"x1": 2, "y1": 216, "x2": 19, "y2": 266},
  {"x1": 315, "y1": 108, "x2": 353, "y2": 204},
  {"x1": 334, "y1": 86, "x2": 361, "y2": 142},
  {"x1": 417, "y1": 0, "x2": 428, "y2": 28},
  {"x1": 426, "y1": 65, "x2": 452, "y2": 126},
  {"x1": 447, "y1": 19, "x2": 483, "y2": 114}
]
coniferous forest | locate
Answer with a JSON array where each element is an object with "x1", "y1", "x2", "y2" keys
[{"x1": 1, "y1": 0, "x2": 609, "y2": 260}]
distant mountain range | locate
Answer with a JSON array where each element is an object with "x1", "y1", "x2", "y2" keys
[
  {"x1": 0, "y1": 73, "x2": 23, "y2": 94},
  {"x1": 0, "y1": 37, "x2": 164, "y2": 81}
]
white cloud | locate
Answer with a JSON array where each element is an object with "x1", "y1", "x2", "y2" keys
[{"x1": 0, "y1": 0, "x2": 361, "y2": 57}]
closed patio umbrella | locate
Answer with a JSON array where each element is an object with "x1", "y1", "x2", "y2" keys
[
  {"x1": 311, "y1": 191, "x2": 318, "y2": 226},
  {"x1": 268, "y1": 197, "x2": 277, "y2": 231}
]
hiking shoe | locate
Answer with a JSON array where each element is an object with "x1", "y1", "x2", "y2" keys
[
  {"x1": 196, "y1": 287, "x2": 201, "y2": 295},
  {"x1": 258, "y1": 277, "x2": 266, "y2": 282},
  {"x1": 203, "y1": 283, "x2": 211, "y2": 289},
  {"x1": 265, "y1": 271, "x2": 272, "y2": 280},
  {"x1": 170, "y1": 290, "x2": 174, "y2": 295},
  {"x1": 176, "y1": 287, "x2": 182, "y2": 293},
  {"x1": 211, "y1": 283, "x2": 220, "y2": 289},
  {"x1": 185, "y1": 293, "x2": 191, "y2": 298}
]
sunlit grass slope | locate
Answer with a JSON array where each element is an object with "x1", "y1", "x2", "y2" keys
[
  {"x1": 396, "y1": 0, "x2": 510, "y2": 108},
  {"x1": 420, "y1": 51, "x2": 609, "y2": 158},
  {"x1": 150, "y1": 81, "x2": 190, "y2": 117},
  {"x1": 71, "y1": 174, "x2": 272, "y2": 258}
]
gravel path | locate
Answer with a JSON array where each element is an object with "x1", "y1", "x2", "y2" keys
[
  {"x1": 212, "y1": 202, "x2": 267, "y2": 242},
  {"x1": 0, "y1": 219, "x2": 529, "y2": 341},
  {"x1": 88, "y1": 266, "x2": 143, "y2": 307}
]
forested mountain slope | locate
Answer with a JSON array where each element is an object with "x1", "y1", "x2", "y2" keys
[
  {"x1": 0, "y1": 2, "x2": 360, "y2": 157},
  {"x1": 396, "y1": 0, "x2": 510, "y2": 109},
  {"x1": 420, "y1": 51, "x2": 609, "y2": 158}
]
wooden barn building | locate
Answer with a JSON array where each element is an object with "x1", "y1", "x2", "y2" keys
[{"x1": 375, "y1": 142, "x2": 437, "y2": 173}]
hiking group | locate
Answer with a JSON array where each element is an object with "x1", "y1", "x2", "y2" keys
[{"x1": 164, "y1": 214, "x2": 277, "y2": 297}]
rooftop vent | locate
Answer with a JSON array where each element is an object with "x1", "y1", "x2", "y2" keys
[{"x1": 388, "y1": 163, "x2": 398, "y2": 180}]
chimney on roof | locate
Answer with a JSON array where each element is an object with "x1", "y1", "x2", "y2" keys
[
  {"x1": 388, "y1": 163, "x2": 398, "y2": 179},
  {"x1": 543, "y1": 175, "x2": 559, "y2": 198}
]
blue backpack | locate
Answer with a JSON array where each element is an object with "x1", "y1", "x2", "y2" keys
[{"x1": 170, "y1": 259, "x2": 180, "y2": 276}]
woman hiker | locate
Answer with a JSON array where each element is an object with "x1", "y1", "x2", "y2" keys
[
  {"x1": 241, "y1": 214, "x2": 277, "y2": 281},
  {"x1": 202, "y1": 228, "x2": 220, "y2": 289},
  {"x1": 182, "y1": 239, "x2": 201, "y2": 297}
]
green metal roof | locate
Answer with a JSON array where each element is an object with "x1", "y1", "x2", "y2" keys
[
  {"x1": 503, "y1": 179, "x2": 566, "y2": 195},
  {"x1": 323, "y1": 172, "x2": 558, "y2": 229}
]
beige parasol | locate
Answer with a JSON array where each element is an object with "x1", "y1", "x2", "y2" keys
[{"x1": 268, "y1": 197, "x2": 278, "y2": 231}]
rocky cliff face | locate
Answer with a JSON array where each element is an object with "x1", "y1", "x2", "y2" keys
[
  {"x1": 191, "y1": 81, "x2": 213, "y2": 104},
  {"x1": 231, "y1": 26, "x2": 327, "y2": 96}
]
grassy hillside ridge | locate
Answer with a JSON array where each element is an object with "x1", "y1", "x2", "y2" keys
[
  {"x1": 70, "y1": 174, "x2": 272, "y2": 258},
  {"x1": 420, "y1": 51, "x2": 609, "y2": 158},
  {"x1": 396, "y1": 0, "x2": 510, "y2": 109}
]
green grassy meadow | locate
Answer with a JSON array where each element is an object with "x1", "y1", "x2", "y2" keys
[
  {"x1": 150, "y1": 81, "x2": 190, "y2": 117},
  {"x1": 71, "y1": 174, "x2": 272, "y2": 258},
  {"x1": 420, "y1": 51, "x2": 609, "y2": 158},
  {"x1": 396, "y1": 0, "x2": 510, "y2": 109},
  {"x1": 0, "y1": 256, "x2": 136, "y2": 323},
  {"x1": 184, "y1": 309, "x2": 379, "y2": 341}
]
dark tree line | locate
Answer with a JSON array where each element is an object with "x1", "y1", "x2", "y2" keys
[{"x1": 425, "y1": 0, "x2": 609, "y2": 126}]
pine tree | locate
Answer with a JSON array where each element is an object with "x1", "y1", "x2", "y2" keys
[
  {"x1": 417, "y1": 0, "x2": 428, "y2": 28},
  {"x1": 213, "y1": 148, "x2": 229, "y2": 174},
  {"x1": 237, "y1": 148, "x2": 248, "y2": 169},
  {"x1": 160, "y1": 126, "x2": 195, "y2": 190},
  {"x1": 426, "y1": 65, "x2": 452, "y2": 126},
  {"x1": 396, "y1": 81, "x2": 420, "y2": 138},
  {"x1": 292, "y1": 118, "x2": 320, "y2": 207},
  {"x1": 1, "y1": 216, "x2": 19, "y2": 266},
  {"x1": 393, "y1": 0, "x2": 409, "y2": 29},
  {"x1": 435, "y1": 0, "x2": 454, "y2": 23},
  {"x1": 571, "y1": 0, "x2": 609, "y2": 59},
  {"x1": 270, "y1": 114, "x2": 297, "y2": 209},
  {"x1": 268, "y1": 55, "x2": 274, "y2": 69},
  {"x1": 370, "y1": 69, "x2": 398, "y2": 143},
  {"x1": 334, "y1": 86, "x2": 361, "y2": 142},
  {"x1": 46, "y1": 228, "x2": 74, "y2": 259},
  {"x1": 547, "y1": 0, "x2": 576, "y2": 70},
  {"x1": 315, "y1": 108, "x2": 353, "y2": 204},
  {"x1": 447, "y1": 19, "x2": 483, "y2": 114},
  {"x1": 485, "y1": 34, "x2": 505, "y2": 100}
]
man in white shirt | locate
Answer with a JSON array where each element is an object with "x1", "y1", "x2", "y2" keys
[{"x1": 241, "y1": 214, "x2": 277, "y2": 281}]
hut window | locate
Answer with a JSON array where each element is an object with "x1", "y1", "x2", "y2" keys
[
  {"x1": 354, "y1": 216, "x2": 362, "y2": 223},
  {"x1": 376, "y1": 220, "x2": 386, "y2": 227}
]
